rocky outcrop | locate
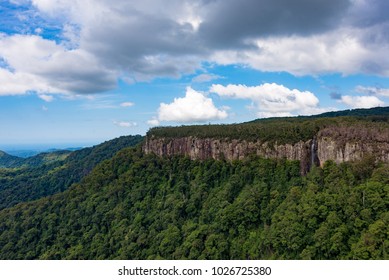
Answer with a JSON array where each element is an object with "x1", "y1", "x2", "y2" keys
[
  {"x1": 316, "y1": 126, "x2": 389, "y2": 166},
  {"x1": 144, "y1": 136, "x2": 315, "y2": 173},
  {"x1": 143, "y1": 125, "x2": 389, "y2": 173}
]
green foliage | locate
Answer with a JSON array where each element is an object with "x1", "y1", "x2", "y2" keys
[
  {"x1": 0, "y1": 151, "x2": 25, "y2": 168},
  {"x1": 1, "y1": 107, "x2": 389, "y2": 259},
  {"x1": 0, "y1": 135, "x2": 144, "y2": 210},
  {"x1": 0, "y1": 150, "x2": 71, "y2": 169},
  {"x1": 147, "y1": 107, "x2": 389, "y2": 144},
  {"x1": 0, "y1": 146, "x2": 387, "y2": 260}
]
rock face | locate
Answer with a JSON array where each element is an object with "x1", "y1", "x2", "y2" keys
[
  {"x1": 316, "y1": 126, "x2": 389, "y2": 166},
  {"x1": 143, "y1": 125, "x2": 389, "y2": 173}
]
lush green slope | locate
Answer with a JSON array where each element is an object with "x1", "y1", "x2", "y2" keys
[
  {"x1": 0, "y1": 135, "x2": 143, "y2": 210},
  {"x1": 147, "y1": 106, "x2": 389, "y2": 144},
  {"x1": 0, "y1": 146, "x2": 387, "y2": 260},
  {"x1": 0, "y1": 151, "x2": 25, "y2": 168},
  {"x1": 0, "y1": 150, "x2": 71, "y2": 169}
]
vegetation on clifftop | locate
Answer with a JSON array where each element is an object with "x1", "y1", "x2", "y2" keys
[{"x1": 147, "y1": 106, "x2": 389, "y2": 144}]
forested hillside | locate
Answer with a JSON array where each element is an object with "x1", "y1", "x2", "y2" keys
[
  {"x1": 0, "y1": 150, "x2": 71, "y2": 169},
  {"x1": 0, "y1": 151, "x2": 24, "y2": 168},
  {"x1": 0, "y1": 135, "x2": 143, "y2": 210},
  {"x1": 0, "y1": 146, "x2": 387, "y2": 259},
  {"x1": 0, "y1": 108, "x2": 388, "y2": 260}
]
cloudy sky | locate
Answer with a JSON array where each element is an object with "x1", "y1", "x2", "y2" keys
[{"x1": 1, "y1": 0, "x2": 389, "y2": 148}]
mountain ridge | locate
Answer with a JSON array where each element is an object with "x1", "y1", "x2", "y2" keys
[
  {"x1": 0, "y1": 135, "x2": 143, "y2": 210},
  {"x1": 0, "y1": 108, "x2": 388, "y2": 260},
  {"x1": 0, "y1": 142, "x2": 387, "y2": 260},
  {"x1": 0, "y1": 149, "x2": 72, "y2": 169},
  {"x1": 144, "y1": 107, "x2": 389, "y2": 173}
]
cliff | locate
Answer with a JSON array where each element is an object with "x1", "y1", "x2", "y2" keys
[
  {"x1": 143, "y1": 116, "x2": 389, "y2": 174},
  {"x1": 316, "y1": 125, "x2": 389, "y2": 165},
  {"x1": 144, "y1": 136, "x2": 314, "y2": 173}
]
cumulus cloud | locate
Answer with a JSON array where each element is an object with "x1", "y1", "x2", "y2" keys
[
  {"x1": 210, "y1": 83, "x2": 323, "y2": 117},
  {"x1": 212, "y1": 26, "x2": 389, "y2": 76},
  {"x1": 155, "y1": 87, "x2": 228, "y2": 123},
  {"x1": 0, "y1": 68, "x2": 46, "y2": 95},
  {"x1": 356, "y1": 86, "x2": 389, "y2": 97},
  {"x1": 1, "y1": 0, "x2": 389, "y2": 97},
  {"x1": 198, "y1": 0, "x2": 350, "y2": 48},
  {"x1": 340, "y1": 95, "x2": 384, "y2": 108},
  {"x1": 147, "y1": 118, "x2": 160, "y2": 126},
  {"x1": 0, "y1": 35, "x2": 117, "y2": 95}
]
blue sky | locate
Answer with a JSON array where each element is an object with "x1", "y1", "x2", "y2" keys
[{"x1": 1, "y1": 0, "x2": 389, "y2": 149}]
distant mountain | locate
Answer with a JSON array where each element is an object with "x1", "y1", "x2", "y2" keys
[
  {"x1": 0, "y1": 151, "x2": 24, "y2": 168},
  {"x1": 0, "y1": 150, "x2": 71, "y2": 168},
  {"x1": 0, "y1": 135, "x2": 143, "y2": 209},
  {"x1": 249, "y1": 106, "x2": 389, "y2": 122},
  {"x1": 311, "y1": 106, "x2": 389, "y2": 118},
  {"x1": 6, "y1": 147, "x2": 82, "y2": 158},
  {"x1": 4, "y1": 150, "x2": 41, "y2": 158}
]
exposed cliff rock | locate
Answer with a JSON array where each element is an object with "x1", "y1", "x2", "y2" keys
[
  {"x1": 144, "y1": 124, "x2": 389, "y2": 174},
  {"x1": 144, "y1": 136, "x2": 315, "y2": 173},
  {"x1": 316, "y1": 126, "x2": 389, "y2": 166}
]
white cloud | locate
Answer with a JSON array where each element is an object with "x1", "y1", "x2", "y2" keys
[
  {"x1": 31, "y1": 0, "x2": 389, "y2": 83},
  {"x1": 356, "y1": 86, "x2": 389, "y2": 97},
  {"x1": 0, "y1": 68, "x2": 47, "y2": 95},
  {"x1": 113, "y1": 121, "x2": 137, "y2": 128},
  {"x1": 34, "y1": 28, "x2": 43, "y2": 34},
  {"x1": 340, "y1": 95, "x2": 385, "y2": 108},
  {"x1": 2, "y1": 0, "x2": 389, "y2": 99},
  {"x1": 156, "y1": 87, "x2": 228, "y2": 123},
  {"x1": 147, "y1": 118, "x2": 160, "y2": 126},
  {"x1": 38, "y1": 94, "x2": 54, "y2": 102},
  {"x1": 210, "y1": 83, "x2": 322, "y2": 117},
  {"x1": 0, "y1": 34, "x2": 116, "y2": 96},
  {"x1": 211, "y1": 26, "x2": 389, "y2": 76},
  {"x1": 120, "y1": 102, "x2": 135, "y2": 107}
]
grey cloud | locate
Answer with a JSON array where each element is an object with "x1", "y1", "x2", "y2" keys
[
  {"x1": 198, "y1": 0, "x2": 350, "y2": 48},
  {"x1": 45, "y1": 69, "x2": 117, "y2": 94},
  {"x1": 3, "y1": 0, "x2": 389, "y2": 96},
  {"x1": 347, "y1": 0, "x2": 389, "y2": 28},
  {"x1": 78, "y1": 0, "x2": 353, "y2": 81},
  {"x1": 80, "y1": 7, "x2": 204, "y2": 78},
  {"x1": 346, "y1": 0, "x2": 389, "y2": 48},
  {"x1": 330, "y1": 92, "x2": 342, "y2": 100}
]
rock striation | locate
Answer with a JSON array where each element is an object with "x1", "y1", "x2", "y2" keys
[
  {"x1": 316, "y1": 126, "x2": 389, "y2": 165},
  {"x1": 143, "y1": 125, "x2": 389, "y2": 174}
]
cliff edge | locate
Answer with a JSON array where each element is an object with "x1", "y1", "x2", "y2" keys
[{"x1": 143, "y1": 108, "x2": 389, "y2": 173}]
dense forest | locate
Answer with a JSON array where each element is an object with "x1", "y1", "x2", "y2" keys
[
  {"x1": 0, "y1": 147, "x2": 387, "y2": 259},
  {"x1": 0, "y1": 108, "x2": 388, "y2": 260},
  {"x1": 0, "y1": 135, "x2": 143, "y2": 210}
]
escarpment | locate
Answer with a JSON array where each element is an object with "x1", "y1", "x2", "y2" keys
[
  {"x1": 143, "y1": 111, "x2": 389, "y2": 173},
  {"x1": 144, "y1": 136, "x2": 314, "y2": 173},
  {"x1": 316, "y1": 126, "x2": 389, "y2": 165}
]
